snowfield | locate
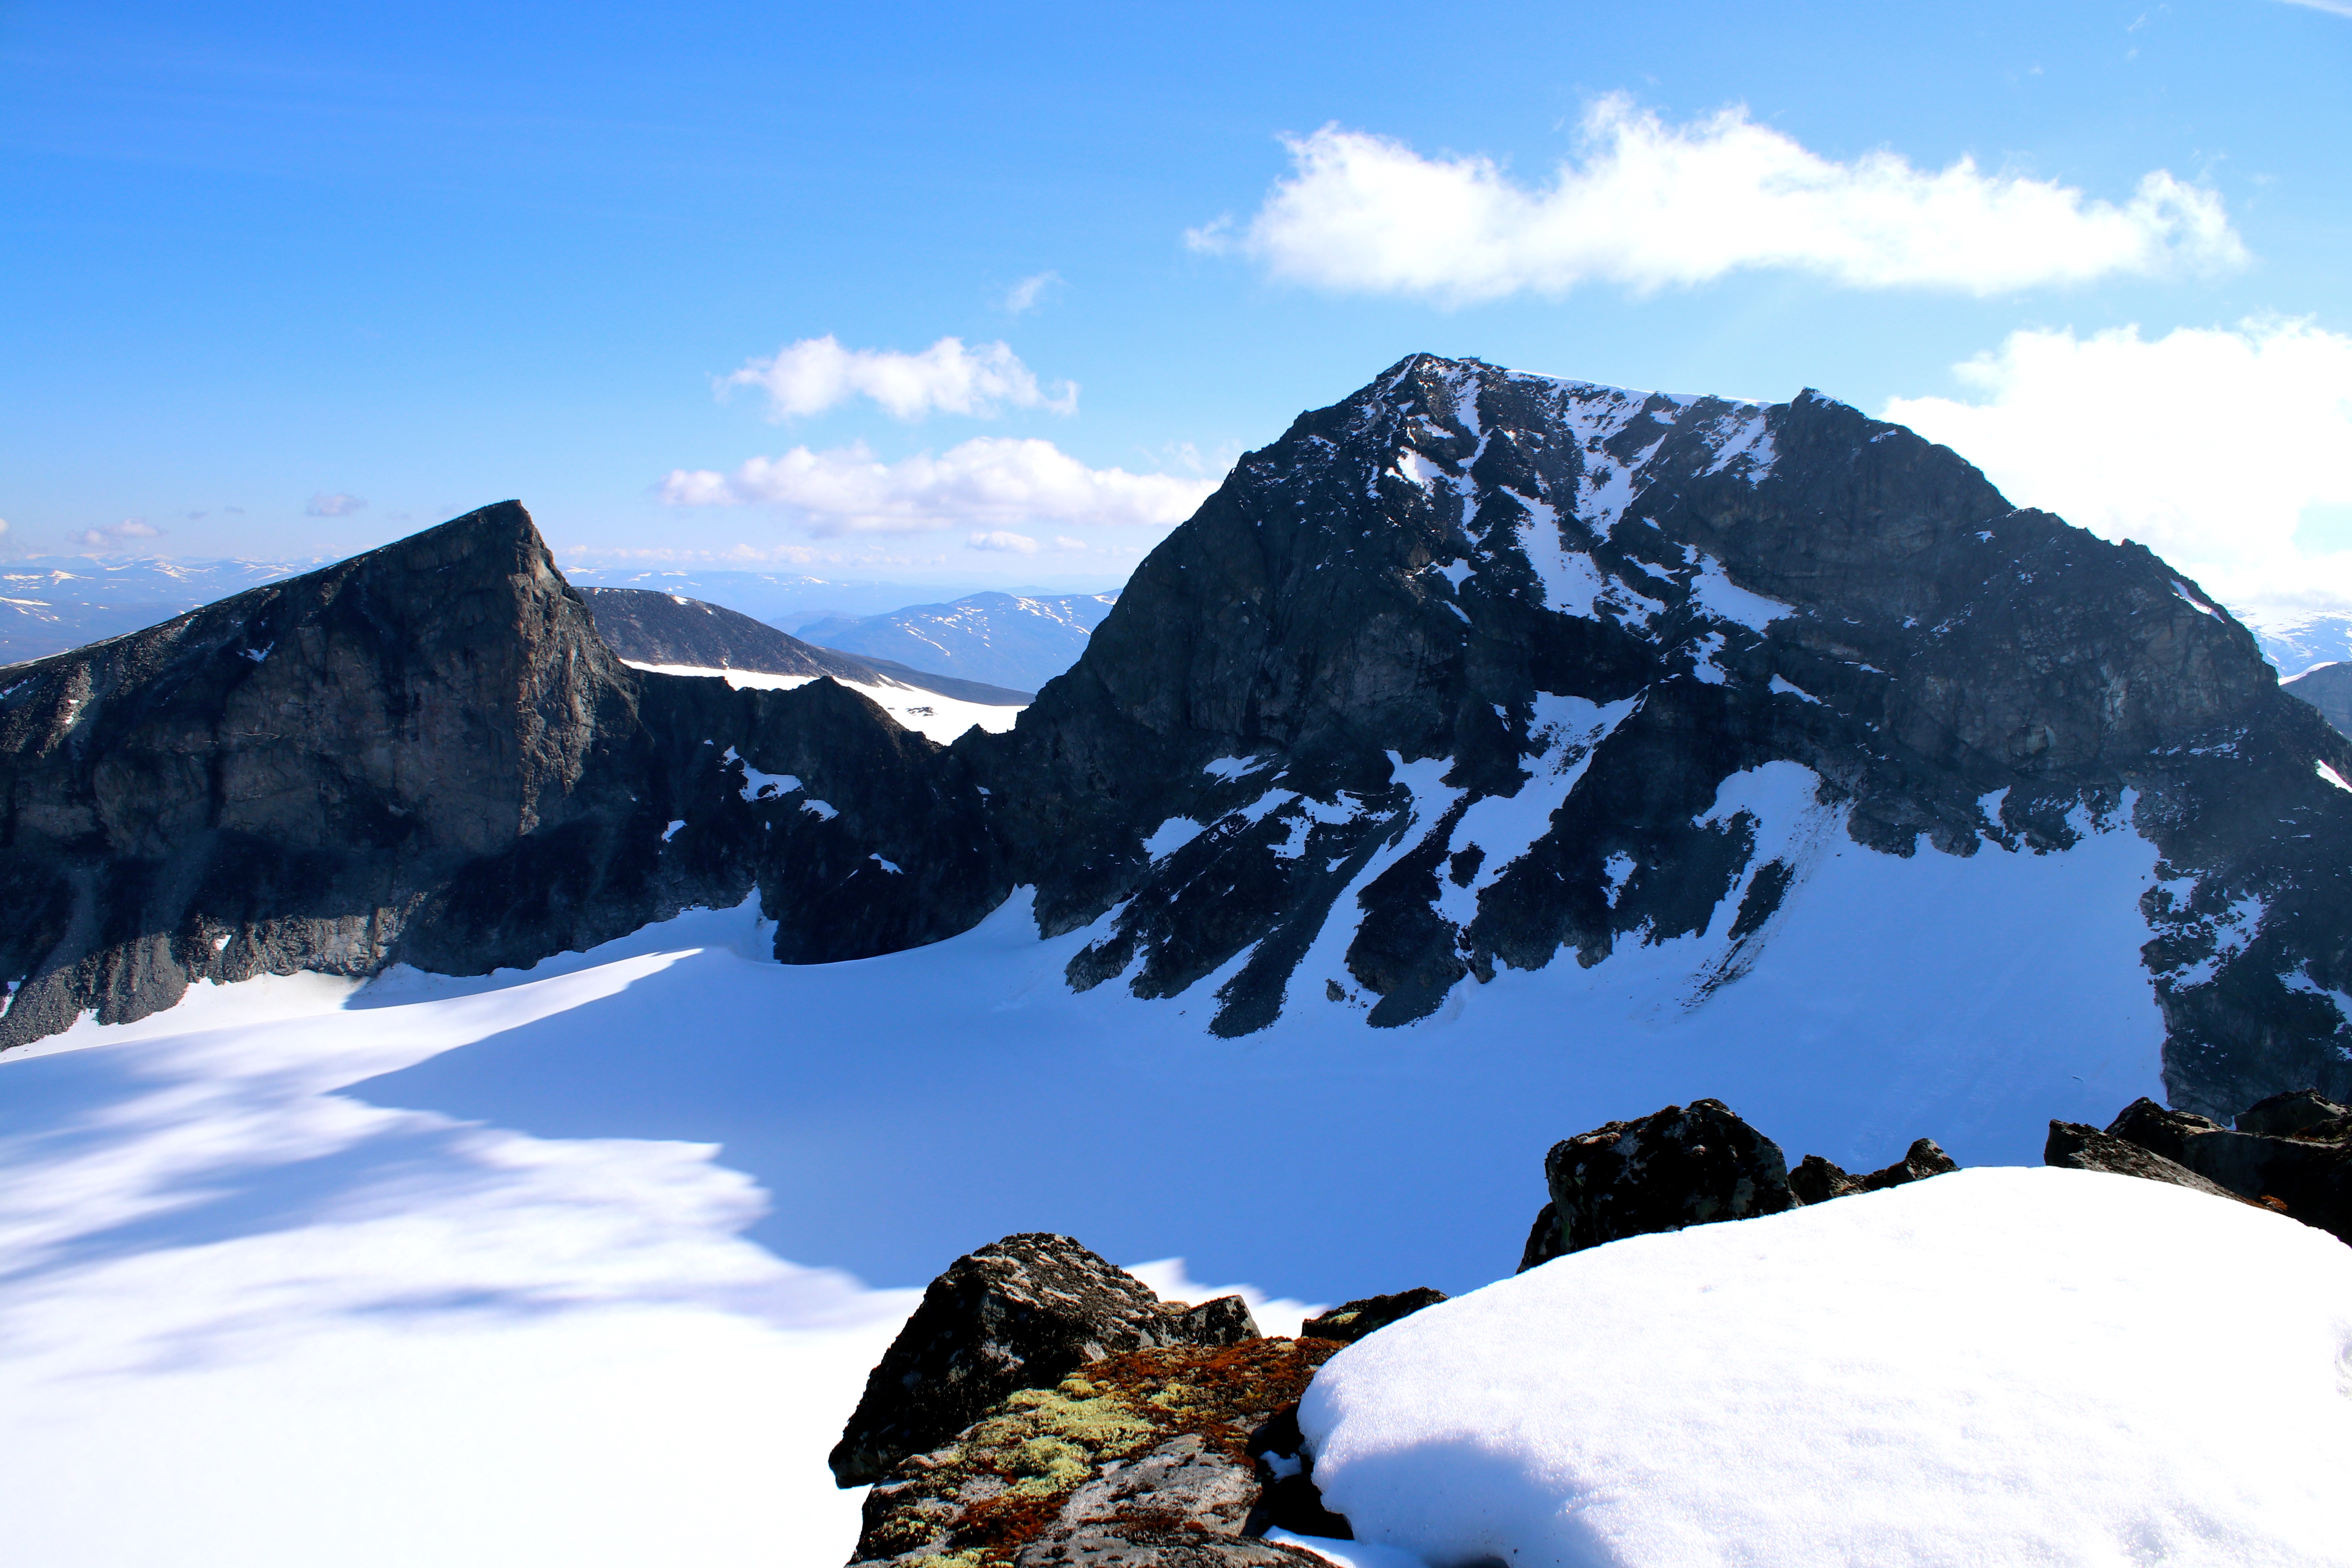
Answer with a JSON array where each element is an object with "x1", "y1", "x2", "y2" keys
[
  {"x1": 1303, "y1": 1169, "x2": 2352, "y2": 1568},
  {"x1": 0, "y1": 770, "x2": 2218, "y2": 1567},
  {"x1": 621, "y1": 660, "x2": 1023, "y2": 744}
]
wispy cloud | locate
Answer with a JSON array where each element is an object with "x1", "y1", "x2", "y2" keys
[
  {"x1": 1002, "y1": 271, "x2": 1062, "y2": 314},
  {"x1": 305, "y1": 492, "x2": 367, "y2": 517},
  {"x1": 1885, "y1": 317, "x2": 2352, "y2": 609},
  {"x1": 2274, "y1": 0, "x2": 2352, "y2": 16},
  {"x1": 723, "y1": 336, "x2": 1077, "y2": 421},
  {"x1": 968, "y1": 530, "x2": 1039, "y2": 554},
  {"x1": 1192, "y1": 96, "x2": 2247, "y2": 303},
  {"x1": 71, "y1": 518, "x2": 161, "y2": 549},
  {"x1": 661, "y1": 436, "x2": 1216, "y2": 536}
]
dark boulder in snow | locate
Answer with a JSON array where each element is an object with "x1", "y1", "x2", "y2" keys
[
  {"x1": 1788, "y1": 1138, "x2": 1959, "y2": 1206},
  {"x1": 2045, "y1": 1121, "x2": 2256, "y2": 1206},
  {"x1": 1518, "y1": 1099, "x2": 1795, "y2": 1271},
  {"x1": 2090, "y1": 1091, "x2": 2352, "y2": 1243},
  {"x1": 829, "y1": 1232, "x2": 1259, "y2": 1488},
  {"x1": 2102, "y1": 1097, "x2": 2227, "y2": 1164},
  {"x1": 847, "y1": 1335, "x2": 1336, "y2": 1568},
  {"x1": 1298, "y1": 1287, "x2": 1448, "y2": 1343}
]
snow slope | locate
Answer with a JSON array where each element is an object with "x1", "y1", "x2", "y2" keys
[
  {"x1": 1302, "y1": 1168, "x2": 2352, "y2": 1568},
  {"x1": 621, "y1": 661, "x2": 1023, "y2": 743},
  {"x1": 0, "y1": 907, "x2": 1301, "y2": 1568}
]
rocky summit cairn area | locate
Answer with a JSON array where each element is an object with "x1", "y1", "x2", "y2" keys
[{"x1": 831, "y1": 1088, "x2": 2346, "y2": 1568}]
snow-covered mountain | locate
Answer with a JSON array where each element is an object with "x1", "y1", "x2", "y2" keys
[
  {"x1": 793, "y1": 590, "x2": 1118, "y2": 692},
  {"x1": 5, "y1": 353, "x2": 2350, "y2": 1117}
]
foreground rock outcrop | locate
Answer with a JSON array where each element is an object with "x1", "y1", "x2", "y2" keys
[
  {"x1": 831, "y1": 1234, "x2": 1259, "y2": 1488},
  {"x1": 848, "y1": 1337, "x2": 1339, "y2": 1568},
  {"x1": 2051, "y1": 1090, "x2": 2352, "y2": 1242}
]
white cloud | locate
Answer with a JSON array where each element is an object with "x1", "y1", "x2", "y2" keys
[
  {"x1": 723, "y1": 336, "x2": 1077, "y2": 421},
  {"x1": 2275, "y1": 0, "x2": 2352, "y2": 16},
  {"x1": 71, "y1": 518, "x2": 161, "y2": 549},
  {"x1": 968, "y1": 530, "x2": 1039, "y2": 554},
  {"x1": 1003, "y1": 271, "x2": 1062, "y2": 314},
  {"x1": 305, "y1": 492, "x2": 367, "y2": 517},
  {"x1": 1884, "y1": 318, "x2": 2352, "y2": 611},
  {"x1": 661, "y1": 436, "x2": 1218, "y2": 537},
  {"x1": 1052, "y1": 535, "x2": 1088, "y2": 552},
  {"x1": 1194, "y1": 96, "x2": 2246, "y2": 303}
]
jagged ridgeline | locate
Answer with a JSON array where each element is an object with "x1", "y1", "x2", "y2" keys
[{"x1": 4, "y1": 354, "x2": 2350, "y2": 1118}]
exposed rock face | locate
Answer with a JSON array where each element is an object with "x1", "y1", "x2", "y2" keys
[
  {"x1": 1298, "y1": 1288, "x2": 1448, "y2": 1344},
  {"x1": 847, "y1": 1336, "x2": 1336, "y2": 1568},
  {"x1": 0, "y1": 503, "x2": 1005, "y2": 1047},
  {"x1": 1787, "y1": 1138, "x2": 1959, "y2": 1206},
  {"x1": 830, "y1": 1233, "x2": 1259, "y2": 1488},
  {"x1": 2044, "y1": 1121, "x2": 2255, "y2": 1204},
  {"x1": 1518, "y1": 1099, "x2": 1794, "y2": 1270},
  {"x1": 965, "y1": 355, "x2": 2352, "y2": 1116},
  {"x1": 581, "y1": 586, "x2": 1034, "y2": 705},
  {"x1": 2062, "y1": 1092, "x2": 2352, "y2": 1242}
]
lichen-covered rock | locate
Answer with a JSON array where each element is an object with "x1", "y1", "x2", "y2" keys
[
  {"x1": 2044, "y1": 1121, "x2": 2254, "y2": 1205},
  {"x1": 1788, "y1": 1138, "x2": 1959, "y2": 1205},
  {"x1": 831, "y1": 1234, "x2": 1259, "y2": 1488},
  {"x1": 1298, "y1": 1288, "x2": 1448, "y2": 1345},
  {"x1": 848, "y1": 1336, "x2": 1338, "y2": 1568},
  {"x1": 1518, "y1": 1099, "x2": 1795, "y2": 1270}
]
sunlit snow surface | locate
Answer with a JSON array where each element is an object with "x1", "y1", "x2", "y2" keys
[
  {"x1": 0, "y1": 776, "x2": 2179, "y2": 1565},
  {"x1": 622, "y1": 660, "x2": 1023, "y2": 743},
  {"x1": 1304, "y1": 1169, "x2": 2352, "y2": 1568}
]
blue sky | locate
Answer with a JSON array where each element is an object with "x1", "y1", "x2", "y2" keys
[{"x1": 4, "y1": 1, "x2": 2348, "y2": 602}]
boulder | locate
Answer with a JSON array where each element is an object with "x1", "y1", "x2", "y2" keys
[
  {"x1": 1298, "y1": 1288, "x2": 1448, "y2": 1344},
  {"x1": 1788, "y1": 1138, "x2": 1958, "y2": 1206},
  {"x1": 848, "y1": 1336, "x2": 1338, "y2": 1568},
  {"x1": 2236, "y1": 1087, "x2": 2352, "y2": 1140},
  {"x1": 2044, "y1": 1121, "x2": 2254, "y2": 1205},
  {"x1": 2094, "y1": 1093, "x2": 2352, "y2": 1245},
  {"x1": 1518, "y1": 1100, "x2": 1794, "y2": 1270},
  {"x1": 2103, "y1": 1097, "x2": 2225, "y2": 1164},
  {"x1": 830, "y1": 1233, "x2": 1259, "y2": 1487}
]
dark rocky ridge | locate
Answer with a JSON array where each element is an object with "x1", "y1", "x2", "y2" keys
[
  {"x1": 7, "y1": 358, "x2": 2352, "y2": 1122},
  {"x1": 580, "y1": 585, "x2": 1034, "y2": 705},
  {"x1": 0, "y1": 502, "x2": 1005, "y2": 1046}
]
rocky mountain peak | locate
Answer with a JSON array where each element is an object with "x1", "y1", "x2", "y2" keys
[{"x1": 979, "y1": 354, "x2": 2348, "y2": 1113}]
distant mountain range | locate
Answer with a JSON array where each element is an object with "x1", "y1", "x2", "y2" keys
[
  {"x1": 579, "y1": 587, "x2": 1034, "y2": 706},
  {"x1": 1, "y1": 556, "x2": 307, "y2": 666},
  {"x1": 793, "y1": 592, "x2": 1119, "y2": 692}
]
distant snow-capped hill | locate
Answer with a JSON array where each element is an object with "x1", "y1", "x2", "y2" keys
[
  {"x1": 579, "y1": 587, "x2": 1033, "y2": 706},
  {"x1": 0, "y1": 555, "x2": 309, "y2": 666},
  {"x1": 2237, "y1": 606, "x2": 2352, "y2": 677},
  {"x1": 795, "y1": 590, "x2": 1118, "y2": 692}
]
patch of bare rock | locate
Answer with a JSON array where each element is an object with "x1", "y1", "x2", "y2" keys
[{"x1": 837, "y1": 1090, "x2": 2350, "y2": 1568}]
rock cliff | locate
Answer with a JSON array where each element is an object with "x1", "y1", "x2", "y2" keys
[{"x1": 0, "y1": 502, "x2": 1004, "y2": 1046}]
